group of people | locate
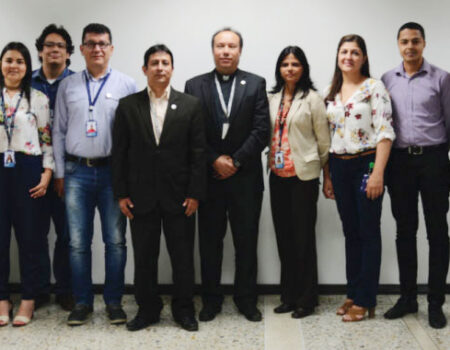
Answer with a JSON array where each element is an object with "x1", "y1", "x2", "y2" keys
[{"x1": 0, "y1": 21, "x2": 449, "y2": 333}]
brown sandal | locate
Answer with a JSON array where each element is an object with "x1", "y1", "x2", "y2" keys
[
  {"x1": 342, "y1": 305, "x2": 375, "y2": 322},
  {"x1": 336, "y1": 299, "x2": 354, "y2": 315}
]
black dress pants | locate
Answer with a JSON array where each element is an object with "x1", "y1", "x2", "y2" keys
[
  {"x1": 130, "y1": 204, "x2": 195, "y2": 318},
  {"x1": 269, "y1": 173, "x2": 319, "y2": 308},
  {"x1": 387, "y1": 146, "x2": 450, "y2": 306},
  {"x1": 198, "y1": 175, "x2": 263, "y2": 310}
]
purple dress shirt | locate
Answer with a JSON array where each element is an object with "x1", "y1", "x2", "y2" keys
[{"x1": 382, "y1": 59, "x2": 450, "y2": 148}]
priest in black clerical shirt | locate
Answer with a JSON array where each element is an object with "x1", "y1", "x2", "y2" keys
[{"x1": 185, "y1": 27, "x2": 270, "y2": 322}]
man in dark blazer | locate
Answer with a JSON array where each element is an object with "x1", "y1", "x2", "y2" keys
[
  {"x1": 185, "y1": 28, "x2": 270, "y2": 322},
  {"x1": 112, "y1": 45, "x2": 206, "y2": 332}
]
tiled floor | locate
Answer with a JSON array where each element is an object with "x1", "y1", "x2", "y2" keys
[{"x1": 0, "y1": 295, "x2": 448, "y2": 350}]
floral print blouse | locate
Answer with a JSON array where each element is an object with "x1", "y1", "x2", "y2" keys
[
  {"x1": 326, "y1": 78, "x2": 395, "y2": 154},
  {"x1": 0, "y1": 88, "x2": 54, "y2": 170}
]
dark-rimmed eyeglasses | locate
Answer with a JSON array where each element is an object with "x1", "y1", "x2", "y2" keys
[
  {"x1": 43, "y1": 42, "x2": 67, "y2": 49},
  {"x1": 83, "y1": 41, "x2": 111, "y2": 50}
]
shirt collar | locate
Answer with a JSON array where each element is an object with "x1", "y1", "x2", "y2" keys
[
  {"x1": 85, "y1": 67, "x2": 112, "y2": 81},
  {"x1": 147, "y1": 84, "x2": 171, "y2": 100},
  {"x1": 33, "y1": 66, "x2": 72, "y2": 83},
  {"x1": 395, "y1": 58, "x2": 430, "y2": 77}
]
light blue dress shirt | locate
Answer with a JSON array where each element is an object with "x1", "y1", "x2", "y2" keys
[{"x1": 53, "y1": 68, "x2": 136, "y2": 178}]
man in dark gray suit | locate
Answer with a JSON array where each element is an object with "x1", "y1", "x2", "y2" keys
[
  {"x1": 112, "y1": 44, "x2": 206, "y2": 332},
  {"x1": 185, "y1": 28, "x2": 270, "y2": 322}
]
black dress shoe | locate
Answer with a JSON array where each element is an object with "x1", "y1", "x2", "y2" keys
[
  {"x1": 34, "y1": 294, "x2": 51, "y2": 310},
  {"x1": 428, "y1": 304, "x2": 447, "y2": 329},
  {"x1": 291, "y1": 307, "x2": 314, "y2": 319},
  {"x1": 384, "y1": 297, "x2": 418, "y2": 319},
  {"x1": 175, "y1": 315, "x2": 199, "y2": 331},
  {"x1": 274, "y1": 303, "x2": 295, "y2": 314},
  {"x1": 239, "y1": 306, "x2": 262, "y2": 322},
  {"x1": 55, "y1": 294, "x2": 75, "y2": 311},
  {"x1": 199, "y1": 305, "x2": 221, "y2": 322},
  {"x1": 126, "y1": 313, "x2": 160, "y2": 332},
  {"x1": 67, "y1": 304, "x2": 93, "y2": 326},
  {"x1": 106, "y1": 304, "x2": 127, "y2": 325}
]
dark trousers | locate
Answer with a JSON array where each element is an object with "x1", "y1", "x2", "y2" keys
[
  {"x1": 0, "y1": 154, "x2": 47, "y2": 300},
  {"x1": 198, "y1": 177, "x2": 263, "y2": 310},
  {"x1": 130, "y1": 204, "x2": 195, "y2": 318},
  {"x1": 387, "y1": 147, "x2": 450, "y2": 306},
  {"x1": 330, "y1": 153, "x2": 382, "y2": 308},
  {"x1": 269, "y1": 173, "x2": 319, "y2": 308},
  {"x1": 38, "y1": 180, "x2": 71, "y2": 296}
]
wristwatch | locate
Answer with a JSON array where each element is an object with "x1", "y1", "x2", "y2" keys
[{"x1": 233, "y1": 158, "x2": 241, "y2": 169}]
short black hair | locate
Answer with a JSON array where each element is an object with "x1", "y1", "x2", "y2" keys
[
  {"x1": 82, "y1": 23, "x2": 112, "y2": 44},
  {"x1": 143, "y1": 44, "x2": 174, "y2": 67},
  {"x1": 397, "y1": 22, "x2": 425, "y2": 40},
  {"x1": 211, "y1": 27, "x2": 243, "y2": 49},
  {"x1": 35, "y1": 24, "x2": 74, "y2": 66}
]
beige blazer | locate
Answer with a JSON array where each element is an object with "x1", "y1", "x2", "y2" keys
[{"x1": 268, "y1": 89, "x2": 330, "y2": 181}]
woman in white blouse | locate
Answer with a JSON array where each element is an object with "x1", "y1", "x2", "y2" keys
[
  {"x1": 0, "y1": 42, "x2": 53, "y2": 327},
  {"x1": 324, "y1": 35, "x2": 395, "y2": 322},
  {"x1": 268, "y1": 46, "x2": 330, "y2": 319}
]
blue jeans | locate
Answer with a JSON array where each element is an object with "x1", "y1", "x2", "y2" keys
[
  {"x1": 329, "y1": 153, "x2": 382, "y2": 308},
  {"x1": 64, "y1": 161, "x2": 126, "y2": 306}
]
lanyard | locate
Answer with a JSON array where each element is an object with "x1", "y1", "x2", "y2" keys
[
  {"x1": 1, "y1": 90, "x2": 23, "y2": 146},
  {"x1": 214, "y1": 74, "x2": 236, "y2": 120},
  {"x1": 84, "y1": 70, "x2": 110, "y2": 113},
  {"x1": 277, "y1": 90, "x2": 291, "y2": 148}
]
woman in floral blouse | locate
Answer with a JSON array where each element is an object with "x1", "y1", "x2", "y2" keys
[
  {"x1": 0, "y1": 42, "x2": 53, "y2": 327},
  {"x1": 324, "y1": 35, "x2": 395, "y2": 321},
  {"x1": 268, "y1": 46, "x2": 330, "y2": 319}
]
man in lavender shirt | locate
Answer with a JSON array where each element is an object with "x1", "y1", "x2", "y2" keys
[{"x1": 382, "y1": 22, "x2": 450, "y2": 329}]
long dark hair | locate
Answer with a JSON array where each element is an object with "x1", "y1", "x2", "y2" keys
[
  {"x1": 0, "y1": 42, "x2": 32, "y2": 103},
  {"x1": 271, "y1": 46, "x2": 316, "y2": 96},
  {"x1": 325, "y1": 35, "x2": 370, "y2": 102}
]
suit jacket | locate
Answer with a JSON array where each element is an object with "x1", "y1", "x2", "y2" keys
[
  {"x1": 268, "y1": 89, "x2": 330, "y2": 180},
  {"x1": 112, "y1": 87, "x2": 206, "y2": 214},
  {"x1": 184, "y1": 69, "x2": 270, "y2": 191}
]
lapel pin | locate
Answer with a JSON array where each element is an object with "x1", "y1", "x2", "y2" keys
[
  {"x1": 171, "y1": 104, "x2": 177, "y2": 110},
  {"x1": 106, "y1": 92, "x2": 112, "y2": 98},
  {"x1": 240, "y1": 80, "x2": 246, "y2": 85}
]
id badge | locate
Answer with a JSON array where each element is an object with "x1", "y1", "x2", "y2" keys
[
  {"x1": 86, "y1": 120, "x2": 98, "y2": 137},
  {"x1": 222, "y1": 122, "x2": 229, "y2": 139},
  {"x1": 4, "y1": 149, "x2": 15, "y2": 168},
  {"x1": 275, "y1": 151, "x2": 285, "y2": 169}
]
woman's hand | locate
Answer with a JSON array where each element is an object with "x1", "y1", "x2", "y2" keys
[
  {"x1": 29, "y1": 168, "x2": 52, "y2": 199},
  {"x1": 366, "y1": 171, "x2": 384, "y2": 200},
  {"x1": 322, "y1": 176, "x2": 335, "y2": 199}
]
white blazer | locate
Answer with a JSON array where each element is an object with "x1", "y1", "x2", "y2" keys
[{"x1": 268, "y1": 89, "x2": 330, "y2": 181}]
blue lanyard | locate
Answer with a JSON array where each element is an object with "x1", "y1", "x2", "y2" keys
[
  {"x1": 1, "y1": 90, "x2": 24, "y2": 146},
  {"x1": 84, "y1": 70, "x2": 110, "y2": 112}
]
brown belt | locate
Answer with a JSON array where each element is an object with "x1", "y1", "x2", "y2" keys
[{"x1": 332, "y1": 149, "x2": 376, "y2": 160}]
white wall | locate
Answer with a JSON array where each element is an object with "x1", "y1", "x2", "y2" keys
[{"x1": 2, "y1": 0, "x2": 450, "y2": 285}]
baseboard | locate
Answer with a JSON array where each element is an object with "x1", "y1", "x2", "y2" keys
[{"x1": 8, "y1": 283, "x2": 450, "y2": 295}]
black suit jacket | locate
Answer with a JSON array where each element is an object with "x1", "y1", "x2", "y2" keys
[
  {"x1": 184, "y1": 69, "x2": 270, "y2": 191},
  {"x1": 112, "y1": 87, "x2": 206, "y2": 214}
]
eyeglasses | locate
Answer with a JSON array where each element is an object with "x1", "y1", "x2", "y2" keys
[
  {"x1": 43, "y1": 42, "x2": 67, "y2": 49},
  {"x1": 83, "y1": 41, "x2": 111, "y2": 50}
]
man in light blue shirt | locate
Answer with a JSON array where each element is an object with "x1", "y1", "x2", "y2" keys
[{"x1": 53, "y1": 23, "x2": 136, "y2": 326}]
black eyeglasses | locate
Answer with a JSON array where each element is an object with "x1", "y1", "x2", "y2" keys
[
  {"x1": 83, "y1": 41, "x2": 111, "y2": 50},
  {"x1": 43, "y1": 42, "x2": 67, "y2": 49}
]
